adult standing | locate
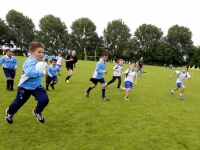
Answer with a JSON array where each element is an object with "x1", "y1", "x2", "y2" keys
[
  {"x1": 65, "y1": 50, "x2": 78, "y2": 83},
  {"x1": 136, "y1": 57, "x2": 144, "y2": 77}
]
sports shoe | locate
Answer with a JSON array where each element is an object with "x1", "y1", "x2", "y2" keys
[
  {"x1": 66, "y1": 80, "x2": 69, "y2": 83},
  {"x1": 85, "y1": 91, "x2": 89, "y2": 97},
  {"x1": 33, "y1": 110, "x2": 45, "y2": 123},
  {"x1": 10, "y1": 88, "x2": 14, "y2": 91},
  {"x1": 6, "y1": 87, "x2": 9, "y2": 91},
  {"x1": 50, "y1": 84, "x2": 54, "y2": 90},
  {"x1": 5, "y1": 108, "x2": 13, "y2": 124},
  {"x1": 102, "y1": 97, "x2": 110, "y2": 101},
  {"x1": 170, "y1": 90, "x2": 174, "y2": 95},
  {"x1": 180, "y1": 95, "x2": 184, "y2": 100},
  {"x1": 125, "y1": 96, "x2": 129, "y2": 100}
]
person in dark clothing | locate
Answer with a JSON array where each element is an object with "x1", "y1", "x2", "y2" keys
[{"x1": 65, "y1": 50, "x2": 78, "y2": 83}]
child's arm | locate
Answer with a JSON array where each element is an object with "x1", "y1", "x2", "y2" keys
[
  {"x1": 123, "y1": 69, "x2": 130, "y2": 75},
  {"x1": 24, "y1": 62, "x2": 46, "y2": 77},
  {"x1": 185, "y1": 73, "x2": 191, "y2": 80},
  {"x1": 0, "y1": 56, "x2": 5, "y2": 66},
  {"x1": 14, "y1": 57, "x2": 18, "y2": 70},
  {"x1": 113, "y1": 65, "x2": 119, "y2": 72},
  {"x1": 170, "y1": 71, "x2": 176, "y2": 79},
  {"x1": 48, "y1": 67, "x2": 53, "y2": 77}
]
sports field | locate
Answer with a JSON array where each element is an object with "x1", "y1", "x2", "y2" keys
[{"x1": 0, "y1": 56, "x2": 200, "y2": 150}]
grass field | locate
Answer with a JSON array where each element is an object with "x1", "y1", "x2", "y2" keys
[{"x1": 0, "y1": 56, "x2": 200, "y2": 150}]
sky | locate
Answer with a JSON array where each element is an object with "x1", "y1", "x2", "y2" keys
[{"x1": 1, "y1": 0, "x2": 200, "y2": 46}]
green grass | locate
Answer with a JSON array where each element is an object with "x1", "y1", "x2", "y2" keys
[{"x1": 0, "y1": 56, "x2": 200, "y2": 150}]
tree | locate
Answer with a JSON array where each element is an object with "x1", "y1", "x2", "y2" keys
[
  {"x1": 35, "y1": 14, "x2": 69, "y2": 55},
  {"x1": 103, "y1": 19, "x2": 132, "y2": 60},
  {"x1": 167, "y1": 25, "x2": 193, "y2": 65},
  {"x1": 134, "y1": 24, "x2": 163, "y2": 63},
  {"x1": 6, "y1": 9, "x2": 35, "y2": 51},
  {"x1": 70, "y1": 17, "x2": 98, "y2": 60},
  {"x1": 0, "y1": 18, "x2": 15, "y2": 48}
]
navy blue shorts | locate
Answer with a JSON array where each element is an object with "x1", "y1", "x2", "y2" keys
[
  {"x1": 46, "y1": 76, "x2": 58, "y2": 84},
  {"x1": 124, "y1": 81, "x2": 133, "y2": 89},
  {"x1": 90, "y1": 78, "x2": 105, "y2": 85},
  {"x1": 177, "y1": 82, "x2": 183, "y2": 88},
  {"x1": 8, "y1": 85, "x2": 49, "y2": 115},
  {"x1": 3, "y1": 68, "x2": 16, "y2": 80}
]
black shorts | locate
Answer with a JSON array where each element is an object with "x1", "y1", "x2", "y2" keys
[
  {"x1": 67, "y1": 66, "x2": 73, "y2": 71},
  {"x1": 90, "y1": 78, "x2": 105, "y2": 85}
]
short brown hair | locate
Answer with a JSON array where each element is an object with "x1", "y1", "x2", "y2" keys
[
  {"x1": 101, "y1": 52, "x2": 108, "y2": 57},
  {"x1": 182, "y1": 66, "x2": 187, "y2": 69},
  {"x1": 6, "y1": 49, "x2": 11, "y2": 53},
  {"x1": 29, "y1": 42, "x2": 45, "y2": 52}
]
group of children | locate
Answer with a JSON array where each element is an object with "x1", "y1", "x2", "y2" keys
[{"x1": 1, "y1": 41, "x2": 191, "y2": 124}]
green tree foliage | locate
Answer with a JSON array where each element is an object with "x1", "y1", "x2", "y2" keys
[
  {"x1": 70, "y1": 17, "x2": 98, "y2": 59},
  {"x1": 0, "y1": 18, "x2": 15, "y2": 47},
  {"x1": 6, "y1": 9, "x2": 35, "y2": 51},
  {"x1": 103, "y1": 19, "x2": 132, "y2": 60},
  {"x1": 35, "y1": 14, "x2": 68, "y2": 55},
  {"x1": 167, "y1": 25, "x2": 193, "y2": 64},
  {"x1": 134, "y1": 24, "x2": 163, "y2": 63}
]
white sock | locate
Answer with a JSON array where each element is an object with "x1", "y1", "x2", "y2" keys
[
  {"x1": 172, "y1": 90, "x2": 174, "y2": 92},
  {"x1": 180, "y1": 94, "x2": 183, "y2": 96}
]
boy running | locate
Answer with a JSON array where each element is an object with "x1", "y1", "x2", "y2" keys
[
  {"x1": 5, "y1": 42, "x2": 49, "y2": 124},
  {"x1": 107, "y1": 59, "x2": 123, "y2": 90},
  {"x1": 123, "y1": 63, "x2": 137, "y2": 100},
  {"x1": 85, "y1": 52, "x2": 110, "y2": 100},
  {"x1": 0, "y1": 49, "x2": 18, "y2": 91},
  {"x1": 46, "y1": 59, "x2": 60, "y2": 91},
  {"x1": 56, "y1": 53, "x2": 62, "y2": 75},
  {"x1": 65, "y1": 50, "x2": 77, "y2": 83},
  {"x1": 170, "y1": 66, "x2": 191, "y2": 100}
]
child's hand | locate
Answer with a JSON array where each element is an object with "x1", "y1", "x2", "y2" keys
[
  {"x1": 13, "y1": 67, "x2": 17, "y2": 71},
  {"x1": 50, "y1": 75, "x2": 53, "y2": 78},
  {"x1": 104, "y1": 70, "x2": 108, "y2": 75}
]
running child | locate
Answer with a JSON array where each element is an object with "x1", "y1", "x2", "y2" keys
[
  {"x1": 0, "y1": 49, "x2": 18, "y2": 91},
  {"x1": 170, "y1": 66, "x2": 191, "y2": 100},
  {"x1": 46, "y1": 59, "x2": 60, "y2": 91},
  {"x1": 123, "y1": 63, "x2": 137, "y2": 100},
  {"x1": 56, "y1": 53, "x2": 62, "y2": 75},
  {"x1": 5, "y1": 42, "x2": 49, "y2": 124},
  {"x1": 85, "y1": 52, "x2": 110, "y2": 100},
  {"x1": 107, "y1": 59, "x2": 123, "y2": 90}
]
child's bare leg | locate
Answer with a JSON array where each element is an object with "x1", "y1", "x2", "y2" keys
[
  {"x1": 126, "y1": 88, "x2": 131, "y2": 97},
  {"x1": 180, "y1": 85, "x2": 185, "y2": 94},
  {"x1": 173, "y1": 87, "x2": 178, "y2": 91}
]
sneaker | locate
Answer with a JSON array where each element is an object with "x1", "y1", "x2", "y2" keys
[
  {"x1": 102, "y1": 97, "x2": 110, "y2": 101},
  {"x1": 125, "y1": 96, "x2": 129, "y2": 100},
  {"x1": 5, "y1": 108, "x2": 13, "y2": 124},
  {"x1": 46, "y1": 88, "x2": 49, "y2": 91},
  {"x1": 50, "y1": 84, "x2": 54, "y2": 90},
  {"x1": 10, "y1": 88, "x2": 14, "y2": 91},
  {"x1": 58, "y1": 73, "x2": 61, "y2": 76},
  {"x1": 85, "y1": 91, "x2": 89, "y2": 97},
  {"x1": 170, "y1": 90, "x2": 174, "y2": 95},
  {"x1": 33, "y1": 110, "x2": 45, "y2": 123},
  {"x1": 66, "y1": 80, "x2": 69, "y2": 83},
  {"x1": 6, "y1": 87, "x2": 9, "y2": 91},
  {"x1": 180, "y1": 95, "x2": 184, "y2": 100}
]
